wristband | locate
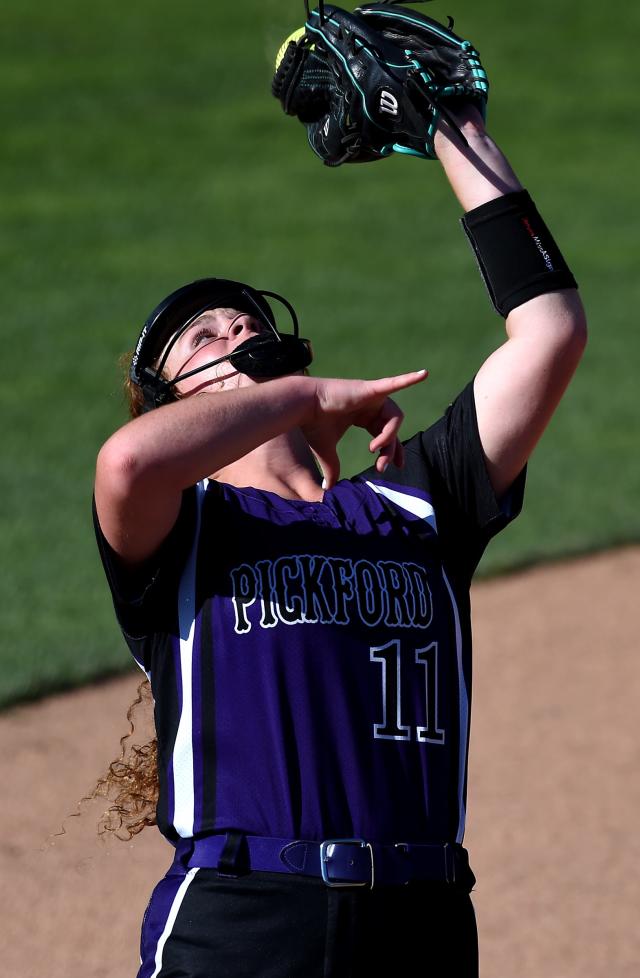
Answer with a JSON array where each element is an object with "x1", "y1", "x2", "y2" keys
[{"x1": 461, "y1": 190, "x2": 578, "y2": 317}]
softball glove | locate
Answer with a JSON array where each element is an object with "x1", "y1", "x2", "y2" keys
[{"x1": 272, "y1": 1, "x2": 488, "y2": 166}]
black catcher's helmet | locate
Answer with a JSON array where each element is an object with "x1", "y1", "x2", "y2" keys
[{"x1": 130, "y1": 278, "x2": 313, "y2": 412}]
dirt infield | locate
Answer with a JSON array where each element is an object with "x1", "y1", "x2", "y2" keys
[{"x1": 3, "y1": 548, "x2": 639, "y2": 978}]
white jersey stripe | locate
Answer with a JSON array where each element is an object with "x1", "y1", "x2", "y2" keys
[
  {"x1": 365, "y1": 481, "x2": 438, "y2": 533},
  {"x1": 149, "y1": 868, "x2": 199, "y2": 978},
  {"x1": 442, "y1": 567, "x2": 468, "y2": 844},
  {"x1": 171, "y1": 482, "x2": 205, "y2": 837}
]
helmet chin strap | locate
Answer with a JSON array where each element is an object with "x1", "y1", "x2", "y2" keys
[{"x1": 141, "y1": 332, "x2": 313, "y2": 412}]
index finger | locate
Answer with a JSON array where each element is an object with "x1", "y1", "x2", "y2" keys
[{"x1": 368, "y1": 369, "x2": 429, "y2": 395}]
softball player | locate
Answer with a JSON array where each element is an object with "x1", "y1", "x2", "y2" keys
[{"x1": 94, "y1": 101, "x2": 586, "y2": 977}]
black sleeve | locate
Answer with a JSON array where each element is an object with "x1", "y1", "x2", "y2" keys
[
  {"x1": 418, "y1": 378, "x2": 526, "y2": 541},
  {"x1": 358, "y1": 380, "x2": 526, "y2": 580},
  {"x1": 92, "y1": 487, "x2": 197, "y2": 642}
]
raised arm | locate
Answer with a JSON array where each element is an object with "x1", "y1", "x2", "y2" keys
[{"x1": 434, "y1": 107, "x2": 587, "y2": 498}]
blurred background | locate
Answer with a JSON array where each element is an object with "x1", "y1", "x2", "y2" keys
[{"x1": 1, "y1": 1, "x2": 639, "y2": 975}]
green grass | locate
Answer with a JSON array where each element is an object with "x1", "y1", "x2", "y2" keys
[{"x1": 1, "y1": 0, "x2": 638, "y2": 706}]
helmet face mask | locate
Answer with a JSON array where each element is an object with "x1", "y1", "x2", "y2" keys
[{"x1": 130, "y1": 279, "x2": 312, "y2": 412}]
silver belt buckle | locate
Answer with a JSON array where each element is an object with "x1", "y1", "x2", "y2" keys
[{"x1": 319, "y1": 838, "x2": 374, "y2": 888}]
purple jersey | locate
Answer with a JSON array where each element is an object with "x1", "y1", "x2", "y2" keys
[{"x1": 94, "y1": 382, "x2": 524, "y2": 847}]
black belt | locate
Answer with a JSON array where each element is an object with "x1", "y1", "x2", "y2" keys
[{"x1": 172, "y1": 833, "x2": 475, "y2": 889}]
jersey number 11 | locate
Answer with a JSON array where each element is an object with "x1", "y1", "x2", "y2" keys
[{"x1": 370, "y1": 640, "x2": 445, "y2": 744}]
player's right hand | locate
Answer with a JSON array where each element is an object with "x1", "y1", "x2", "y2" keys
[{"x1": 301, "y1": 370, "x2": 428, "y2": 490}]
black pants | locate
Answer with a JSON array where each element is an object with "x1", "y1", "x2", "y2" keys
[{"x1": 138, "y1": 864, "x2": 478, "y2": 978}]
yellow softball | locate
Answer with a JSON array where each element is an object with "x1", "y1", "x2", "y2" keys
[{"x1": 275, "y1": 27, "x2": 307, "y2": 70}]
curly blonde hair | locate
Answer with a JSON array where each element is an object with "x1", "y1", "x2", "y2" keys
[{"x1": 91, "y1": 678, "x2": 159, "y2": 839}]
